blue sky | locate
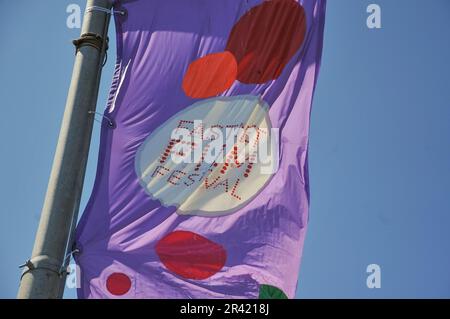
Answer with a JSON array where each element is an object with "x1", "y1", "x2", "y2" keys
[{"x1": 1, "y1": 0, "x2": 450, "y2": 298}]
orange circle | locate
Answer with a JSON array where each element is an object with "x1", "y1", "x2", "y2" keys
[{"x1": 182, "y1": 51, "x2": 237, "y2": 99}]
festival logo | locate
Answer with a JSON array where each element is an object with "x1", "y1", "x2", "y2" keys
[{"x1": 135, "y1": 95, "x2": 278, "y2": 216}]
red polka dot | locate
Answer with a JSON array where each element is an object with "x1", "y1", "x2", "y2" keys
[
  {"x1": 226, "y1": 0, "x2": 307, "y2": 84},
  {"x1": 182, "y1": 51, "x2": 237, "y2": 98},
  {"x1": 155, "y1": 230, "x2": 227, "y2": 280},
  {"x1": 106, "y1": 272, "x2": 131, "y2": 296}
]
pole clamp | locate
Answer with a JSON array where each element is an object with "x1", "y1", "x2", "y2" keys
[
  {"x1": 19, "y1": 248, "x2": 82, "y2": 281},
  {"x1": 72, "y1": 32, "x2": 105, "y2": 53},
  {"x1": 86, "y1": 6, "x2": 127, "y2": 17},
  {"x1": 19, "y1": 255, "x2": 65, "y2": 280}
]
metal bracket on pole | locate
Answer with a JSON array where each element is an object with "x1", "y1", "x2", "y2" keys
[
  {"x1": 19, "y1": 255, "x2": 65, "y2": 280},
  {"x1": 19, "y1": 247, "x2": 81, "y2": 281},
  {"x1": 72, "y1": 33, "x2": 110, "y2": 67},
  {"x1": 73, "y1": 33, "x2": 105, "y2": 53}
]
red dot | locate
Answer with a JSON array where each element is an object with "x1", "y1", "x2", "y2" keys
[
  {"x1": 106, "y1": 273, "x2": 131, "y2": 296},
  {"x1": 155, "y1": 231, "x2": 227, "y2": 280},
  {"x1": 226, "y1": 0, "x2": 306, "y2": 84},
  {"x1": 182, "y1": 51, "x2": 237, "y2": 98}
]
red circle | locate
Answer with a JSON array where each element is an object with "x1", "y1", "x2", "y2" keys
[
  {"x1": 156, "y1": 231, "x2": 227, "y2": 280},
  {"x1": 106, "y1": 272, "x2": 131, "y2": 296},
  {"x1": 226, "y1": 0, "x2": 307, "y2": 84}
]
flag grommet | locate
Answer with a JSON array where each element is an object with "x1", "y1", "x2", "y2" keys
[{"x1": 88, "y1": 111, "x2": 116, "y2": 129}]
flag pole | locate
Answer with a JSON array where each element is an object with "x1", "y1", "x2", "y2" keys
[{"x1": 17, "y1": 0, "x2": 113, "y2": 299}]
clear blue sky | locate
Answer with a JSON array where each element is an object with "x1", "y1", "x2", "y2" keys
[{"x1": 1, "y1": 0, "x2": 450, "y2": 299}]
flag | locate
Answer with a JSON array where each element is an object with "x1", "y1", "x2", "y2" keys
[{"x1": 75, "y1": 0, "x2": 326, "y2": 299}]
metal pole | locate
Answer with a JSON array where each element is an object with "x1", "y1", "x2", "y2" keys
[{"x1": 17, "y1": 0, "x2": 113, "y2": 299}]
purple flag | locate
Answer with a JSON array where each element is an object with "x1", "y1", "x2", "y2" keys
[{"x1": 75, "y1": 0, "x2": 326, "y2": 299}]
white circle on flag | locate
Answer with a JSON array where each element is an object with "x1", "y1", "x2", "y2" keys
[{"x1": 135, "y1": 95, "x2": 276, "y2": 216}]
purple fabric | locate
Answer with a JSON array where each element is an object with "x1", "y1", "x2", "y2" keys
[{"x1": 75, "y1": 0, "x2": 326, "y2": 299}]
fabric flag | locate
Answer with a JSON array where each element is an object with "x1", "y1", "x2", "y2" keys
[{"x1": 75, "y1": 0, "x2": 326, "y2": 299}]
